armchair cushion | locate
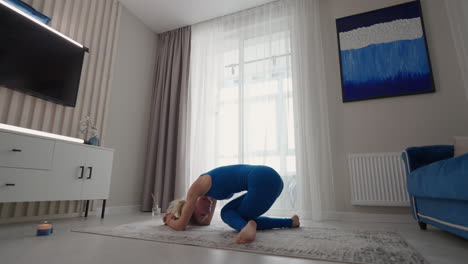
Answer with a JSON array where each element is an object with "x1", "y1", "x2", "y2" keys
[
  {"x1": 403, "y1": 145, "x2": 454, "y2": 172},
  {"x1": 407, "y1": 153, "x2": 468, "y2": 200}
]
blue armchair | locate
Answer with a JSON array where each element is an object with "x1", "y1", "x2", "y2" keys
[{"x1": 402, "y1": 145, "x2": 468, "y2": 239}]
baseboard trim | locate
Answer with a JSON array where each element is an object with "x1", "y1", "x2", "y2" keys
[
  {"x1": 95, "y1": 205, "x2": 141, "y2": 217},
  {"x1": 0, "y1": 212, "x2": 82, "y2": 225},
  {"x1": 265, "y1": 210, "x2": 413, "y2": 223},
  {"x1": 0, "y1": 205, "x2": 144, "y2": 224},
  {"x1": 324, "y1": 211, "x2": 413, "y2": 223}
]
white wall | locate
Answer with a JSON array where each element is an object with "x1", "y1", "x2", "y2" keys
[
  {"x1": 103, "y1": 6, "x2": 157, "y2": 207},
  {"x1": 319, "y1": 0, "x2": 468, "y2": 214}
]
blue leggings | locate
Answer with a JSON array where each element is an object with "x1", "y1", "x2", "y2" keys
[{"x1": 219, "y1": 167, "x2": 292, "y2": 232}]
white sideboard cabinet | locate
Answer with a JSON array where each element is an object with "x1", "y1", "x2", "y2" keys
[{"x1": 0, "y1": 127, "x2": 114, "y2": 218}]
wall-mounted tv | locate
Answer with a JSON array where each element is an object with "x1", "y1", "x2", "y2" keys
[{"x1": 0, "y1": 1, "x2": 88, "y2": 107}]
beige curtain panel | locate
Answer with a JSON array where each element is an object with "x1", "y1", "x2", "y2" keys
[{"x1": 141, "y1": 26, "x2": 191, "y2": 212}]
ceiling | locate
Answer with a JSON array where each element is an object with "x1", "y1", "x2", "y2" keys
[{"x1": 118, "y1": 0, "x2": 277, "y2": 33}]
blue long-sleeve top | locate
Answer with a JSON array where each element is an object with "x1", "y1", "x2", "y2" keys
[{"x1": 202, "y1": 165, "x2": 258, "y2": 200}]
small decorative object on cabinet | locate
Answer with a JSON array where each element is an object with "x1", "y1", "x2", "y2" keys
[
  {"x1": 88, "y1": 136, "x2": 100, "y2": 146},
  {"x1": 79, "y1": 116, "x2": 100, "y2": 146}
]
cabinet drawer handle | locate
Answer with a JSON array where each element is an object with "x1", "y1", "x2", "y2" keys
[
  {"x1": 87, "y1": 167, "x2": 93, "y2": 179},
  {"x1": 5, "y1": 183, "x2": 15, "y2": 186},
  {"x1": 11, "y1": 149, "x2": 22, "y2": 152},
  {"x1": 78, "y1": 166, "x2": 85, "y2": 179}
]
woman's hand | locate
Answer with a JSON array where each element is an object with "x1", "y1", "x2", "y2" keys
[
  {"x1": 162, "y1": 212, "x2": 172, "y2": 225},
  {"x1": 163, "y1": 175, "x2": 212, "y2": 231},
  {"x1": 164, "y1": 213, "x2": 186, "y2": 231}
]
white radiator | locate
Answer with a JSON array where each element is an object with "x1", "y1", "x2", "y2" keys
[{"x1": 348, "y1": 152, "x2": 410, "y2": 207}]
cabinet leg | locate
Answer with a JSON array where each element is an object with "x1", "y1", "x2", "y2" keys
[
  {"x1": 85, "y1": 200, "x2": 90, "y2": 218},
  {"x1": 101, "y1": 200, "x2": 107, "y2": 219}
]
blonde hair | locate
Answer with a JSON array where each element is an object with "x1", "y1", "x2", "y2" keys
[{"x1": 166, "y1": 199, "x2": 186, "y2": 219}]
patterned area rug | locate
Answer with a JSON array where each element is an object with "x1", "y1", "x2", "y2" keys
[{"x1": 72, "y1": 220, "x2": 428, "y2": 264}]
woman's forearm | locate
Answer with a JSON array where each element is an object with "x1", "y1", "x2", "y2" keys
[
  {"x1": 177, "y1": 192, "x2": 197, "y2": 228},
  {"x1": 166, "y1": 175, "x2": 211, "y2": 230},
  {"x1": 166, "y1": 200, "x2": 195, "y2": 230},
  {"x1": 167, "y1": 186, "x2": 200, "y2": 230}
]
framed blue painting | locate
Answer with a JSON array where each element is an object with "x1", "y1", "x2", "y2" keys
[{"x1": 336, "y1": 1, "x2": 434, "y2": 102}]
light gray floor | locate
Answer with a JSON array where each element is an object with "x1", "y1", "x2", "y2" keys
[{"x1": 0, "y1": 212, "x2": 467, "y2": 264}]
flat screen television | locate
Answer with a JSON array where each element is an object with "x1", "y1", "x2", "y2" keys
[{"x1": 0, "y1": 1, "x2": 88, "y2": 107}]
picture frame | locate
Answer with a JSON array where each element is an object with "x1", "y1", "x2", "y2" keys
[{"x1": 336, "y1": 1, "x2": 435, "y2": 102}]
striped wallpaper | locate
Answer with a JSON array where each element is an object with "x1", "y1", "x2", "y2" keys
[{"x1": 0, "y1": 0, "x2": 121, "y2": 223}]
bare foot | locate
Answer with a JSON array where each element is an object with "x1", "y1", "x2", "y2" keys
[
  {"x1": 236, "y1": 220, "x2": 257, "y2": 244},
  {"x1": 292, "y1": 215, "x2": 300, "y2": 228}
]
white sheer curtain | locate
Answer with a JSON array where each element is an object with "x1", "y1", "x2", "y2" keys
[
  {"x1": 288, "y1": 0, "x2": 334, "y2": 220},
  {"x1": 445, "y1": 0, "x2": 468, "y2": 100},
  {"x1": 187, "y1": 0, "x2": 333, "y2": 219}
]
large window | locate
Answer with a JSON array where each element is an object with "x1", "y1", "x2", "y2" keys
[
  {"x1": 190, "y1": 0, "x2": 329, "y2": 217},
  {"x1": 214, "y1": 30, "x2": 297, "y2": 209}
]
